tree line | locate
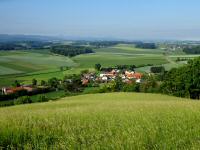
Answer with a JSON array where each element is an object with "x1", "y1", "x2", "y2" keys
[
  {"x1": 161, "y1": 57, "x2": 200, "y2": 99},
  {"x1": 50, "y1": 45, "x2": 94, "y2": 57},
  {"x1": 135, "y1": 42, "x2": 157, "y2": 49},
  {"x1": 183, "y1": 46, "x2": 200, "y2": 54},
  {"x1": 0, "y1": 41, "x2": 52, "y2": 50}
]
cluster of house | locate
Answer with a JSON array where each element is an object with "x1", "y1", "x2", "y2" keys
[
  {"x1": 2, "y1": 85, "x2": 34, "y2": 95},
  {"x1": 81, "y1": 69, "x2": 143, "y2": 85}
]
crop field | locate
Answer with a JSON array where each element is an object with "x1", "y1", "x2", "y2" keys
[
  {"x1": 94, "y1": 44, "x2": 165, "y2": 55},
  {"x1": 0, "y1": 93, "x2": 200, "y2": 149},
  {"x1": 0, "y1": 51, "x2": 76, "y2": 75},
  {"x1": 0, "y1": 51, "x2": 77, "y2": 87},
  {"x1": 73, "y1": 53, "x2": 168, "y2": 68}
]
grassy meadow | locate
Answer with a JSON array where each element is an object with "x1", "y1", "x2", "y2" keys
[{"x1": 1, "y1": 93, "x2": 200, "y2": 149}]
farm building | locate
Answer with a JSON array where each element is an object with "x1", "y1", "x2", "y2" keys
[{"x1": 2, "y1": 85, "x2": 34, "y2": 95}]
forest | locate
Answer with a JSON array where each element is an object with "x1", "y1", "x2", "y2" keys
[
  {"x1": 183, "y1": 46, "x2": 200, "y2": 54},
  {"x1": 50, "y1": 45, "x2": 94, "y2": 57}
]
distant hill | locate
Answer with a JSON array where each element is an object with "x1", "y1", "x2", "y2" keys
[{"x1": 0, "y1": 34, "x2": 63, "y2": 42}]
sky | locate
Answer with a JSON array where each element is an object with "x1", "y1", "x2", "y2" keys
[{"x1": 0, "y1": 0, "x2": 200, "y2": 40}]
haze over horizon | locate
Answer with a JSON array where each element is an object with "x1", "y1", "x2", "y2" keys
[{"x1": 0, "y1": 0, "x2": 200, "y2": 40}]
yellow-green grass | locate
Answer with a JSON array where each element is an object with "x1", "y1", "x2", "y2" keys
[{"x1": 0, "y1": 93, "x2": 200, "y2": 149}]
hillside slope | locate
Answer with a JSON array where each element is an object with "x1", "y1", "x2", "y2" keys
[{"x1": 0, "y1": 93, "x2": 200, "y2": 149}]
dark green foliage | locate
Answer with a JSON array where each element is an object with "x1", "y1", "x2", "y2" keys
[
  {"x1": 48, "y1": 78, "x2": 60, "y2": 89},
  {"x1": 183, "y1": 46, "x2": 200, "y2": 54},
  {"x1": 12, "y1": 80, "x2": 21, "y2": 87},
  {"x1": 95, "y1": 64, "x2": 101, "y2": 71},
  {"x1": 135, "y1": 42, "x2": 157, "y2": 49},
  {"x1": 116, "y1": 65, "x2": 136, "y2": 71},
  {"x1": 50, "y1": 45, "x2": 94, "y2": 57},
  {"x1": 150, "y1": 66, "x2": 165, "y2": 73},
  {"x1": 32, "y1": 78, "x2": 37, "y2": 86},
  {"x1": 63, "y1": 74, "x2": 83, "y2": 93},
  {"x1": 112, "y1": 76, "x2": 124, "y2": 92},
  {"x1": 0, "y1": 41, "x2": 52, "y2": 50},
  {"x1": 89, "y1": 41, "x2": 120, "y2": 48},
  {"x1": 161, "y1": 57, "x2": 200, "y2": 99},
  {"x1": 37, "y1": 95, "x2": 49, "y2": 102},
  {"x1": 140, "y1": 76, "x2": 160, "y2": 93},
  {"x1": 14, "y1": 96, "x2": 32, "y2": 105},
  {"x1": 123, "y1": 82, "x2": 140, "y2": 92},
  {"x1": 41, "y1": 80, "x2": 47, "y2": 86}
]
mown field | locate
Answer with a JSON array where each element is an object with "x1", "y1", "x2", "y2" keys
[{"x1": 0, "y1": 93, "x2": 200, "y2": 149}]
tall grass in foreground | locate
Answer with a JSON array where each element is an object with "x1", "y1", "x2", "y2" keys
[{"x1": 0, "y1": 93, "x2": 200, "y2": 149}]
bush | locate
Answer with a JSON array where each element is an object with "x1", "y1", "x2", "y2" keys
[
  {"x1": 37, "y1": 95, "x2": 49, "y2": 102},
  {"x1": 14, "y1": 96, "x2": 32, "y2": 105}
]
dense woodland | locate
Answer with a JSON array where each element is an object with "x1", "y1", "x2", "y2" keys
[
  {"x1": 161, "y1": 57, "x2": 200, "y2": 99},
  {"x1": 72, "y1": 41, "x2": 136, "y2": 48},
  {"x1": 183, "y1": 46, "x2": 200, "y2": 54},
  {"x1": 135, "y1": 42, "x2": 157, "y2": 49},
  {"x1": 0, "y1": 41, "x2": 52, "y2": 50},
  {"x1": 50, "y1": 45, "x2": 94, "y2": 57}
]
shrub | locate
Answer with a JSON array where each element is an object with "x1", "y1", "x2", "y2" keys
[
  {"x1": 37, "y1": 95, "x2": 49, "y2": 102},
  {"x1": 14, "y1": 96, "x2": 32, "y2": 105}
]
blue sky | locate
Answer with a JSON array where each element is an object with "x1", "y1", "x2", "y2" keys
[{"x1": 0, "y1": 0, "x2": 200, "y2": 40}]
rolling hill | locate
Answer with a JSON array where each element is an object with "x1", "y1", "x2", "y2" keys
[{"x1": 0, "y1": 93, "x2": 200, "y2": 149}]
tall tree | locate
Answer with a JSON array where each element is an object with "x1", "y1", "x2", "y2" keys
[{"x1": 95, "y1": 64, "x2": 101, "y2": 71}]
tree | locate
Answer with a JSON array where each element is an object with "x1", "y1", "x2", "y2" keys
[
  {"x1": 12, "y1": 80, "x2": 20, "y2": 87},
  {"x1": 63, "y1": 74, "x2": 83, "y2": 93},
  {"x1": 140, "y1": 76, "x2": 159, "y2": 93},
  {"x1": 48, "y1": 78, "x2": 60, "y2": 89},
  {"x1": 32, "y1": 79, "x2": 37, "y2": 86},
  {"x1": 150, "y1": 66, "x2": 165, "y2": 74},
  {"x1": 14, "y1": 96, "x2": 32, "y2": 105},
  {"x1": 41, "y1": 80, "x2": 46, "y2": 86},
  {"x1": 161, "y1": 57, "x2": 200, "y2": 99},
  {"x1": 129, "y1": 65, "x2": 136, "y2": 71},
  {"x1": 95, "y1": 64, "x2": 101, "y2": 71},
  {"x1": 112, "y1": 76, "x2": 124, "y2": 92}
]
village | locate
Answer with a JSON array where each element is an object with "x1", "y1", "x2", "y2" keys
[
  {"x1": 81, "y1": 69, "x2": 143, "y2": 86},
  {"x1": 2, "y1": 68, "x2": 143, "y2": 96}
]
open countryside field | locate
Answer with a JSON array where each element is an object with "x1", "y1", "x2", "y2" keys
[
  {"x1": 94, "y1": 44, "x2": 165, "y2": 55},
  {"x1": 1, "y1": 44, "x2": 199, "y2": 87},
  {"x1": 0, "y1": 51, "x2": 77, "y2": 87},
  {"x1": 73, "y1": 44, "x2": 169, "y2": 68},
  {"x1": 72, "y1": 53, "x2": 168, "y2": 68},
  {"x1": 1, "y1": 93, "x2": 200, "y2": 149},
  {"x1": 0, "y1": 51, "x2": 76, "y2": 75}
]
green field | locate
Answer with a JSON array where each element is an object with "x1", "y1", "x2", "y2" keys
[
  {"x1": 72, "y1": 53, "x2": 168, "y2": 68},
  {"x1": 0, "y1": 51, "x2": 76, "y2": 75},
  {"x1": 94, "y1": 44, "x2": 165, "y2": 54},
  {"x1": 0, "y1": 51, "x2": 77, "y2": 87},
  {"x1": 72, "y1": 44, "x2": 170, "y2": 68},
  {"x1": 0, "y1": 44, "x2": 199, "y2": 87},
  {"x1": 1, "y1": 93, "x2": 200, "y2": 149}
]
